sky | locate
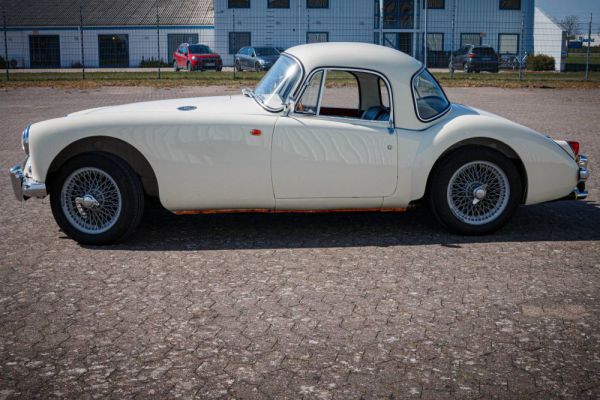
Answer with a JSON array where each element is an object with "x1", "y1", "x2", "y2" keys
[{"x1": 536, "y1": 0, "x2": 599, "y2": 22}]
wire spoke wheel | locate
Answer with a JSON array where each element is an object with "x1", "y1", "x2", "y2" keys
[
  {"x1": 446, "y1": 161, "x2": 510, "y2": 226},
  {"x1": 60, "y1": 167, "x2": 122, "y2": 235}
]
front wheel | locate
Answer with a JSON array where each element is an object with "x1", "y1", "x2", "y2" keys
[
  {"x1": 429, "y1": 147, "x2": 522, "y2": 235},
  {"x1": 254, "y1": 62, "x2": 261, "y2": 72},
  {"x1": 173, "y1": 60, "x2": 179, "y2": 72},
  {"x1": 50, "y1": 153, "x2": 145, "y2": 245}
]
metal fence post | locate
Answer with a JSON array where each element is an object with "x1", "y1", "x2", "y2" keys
[
  {"x1": 3, "y1": 13, "x2": 9, "y2": 81},
  {"x1": 518, "y1": 12, "x2": 524, "y2": 81},
  {"x1": 423, "y1": 0, "x2": 428, "y2": 68},
  {"x1": 157, "y1": 6, "x2": 161, "y2": 80},
  {"x1": 449, "y1": 0, "x2": 456, "y2": 79},
  {"x1": 232, "y1": 9, "x2": 236, "y2": 80},
  {"x1": 585, "y1": 13, "x2": 593, "y2": 81},
  {"x1": 80, "y1": 6, "x2": 85, "y2": 80},
  {"x1": 379, "y1": 0, "x2": 384, "y2": 45}
]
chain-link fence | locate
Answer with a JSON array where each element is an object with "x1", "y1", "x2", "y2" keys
[{"x1": 1, "y1": 0, "x2": 598, "y2": 83}]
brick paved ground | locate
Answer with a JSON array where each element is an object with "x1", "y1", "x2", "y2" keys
[{"x1": 0, "y1": 87, "x2": 599, "y2": 399}]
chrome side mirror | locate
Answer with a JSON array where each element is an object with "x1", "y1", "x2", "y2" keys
[{"x1": 283, "y1": 99, "x2": 295, "y2": 116}]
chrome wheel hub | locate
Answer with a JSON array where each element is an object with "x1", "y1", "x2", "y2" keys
[
  {"x1": 61, "y1": 167, "x2": 122, "y2": 234},
  {"x1": 447, "y1": 161, "x2": 510, "y2": 226}
]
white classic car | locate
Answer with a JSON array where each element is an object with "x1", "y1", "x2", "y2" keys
[{"x1": 10, "y1": 43, "x2": 589, "y2": 244}]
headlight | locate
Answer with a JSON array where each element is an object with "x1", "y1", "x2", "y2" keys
[
  {"x1": 259, "y1": 59, "x2": 266, "y2": 65},
  {"x1": 21, "y1": 125, "x2": 30, "y2": 155},
  {"x1": 191, "y1": 56, "x2": 197, "y2": 60}
]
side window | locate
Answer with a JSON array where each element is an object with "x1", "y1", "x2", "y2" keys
[
  {"x1": 296, "y1": 70, "x2": 324, "y2": 115},
  {"x1": 412, "y1": 69, "x2": 450, "y2": 121},
  {"x1": 320, "y1": 70, "x2": 360, "y2": 116}
]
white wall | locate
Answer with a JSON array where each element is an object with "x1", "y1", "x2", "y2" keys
[
  {"x1": 214, "y1": 0, "x2": 373, "y2": 65},
  {"x1": 1, "y1": 26, "x2": 214, "y2": 68},
  {"x1": 534, "y1": 7, "x2": 565, "y2": 71}
]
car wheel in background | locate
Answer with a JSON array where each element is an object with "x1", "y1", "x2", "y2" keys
[
  {"x1": 254, "y1": 62, "x2": 261, "y2": 72},
  {"x1": 173, "y1": 60, "x2": 179, "y2": 72},
  {"x1": 463, "y1": 63, "x2": 470, "y2": 73},
  {"x1": 187, "y1": 62, "x2": 192, "y2": 72},
  {"x1": 235, "y1": 60, "x2": 241, "y2": 72},
  {"x1": 49, "y1": 153, "x2": 145, "y2": 245},
  {"x1": 429, "y1": 147, "x2": 522, "y2": 235}
]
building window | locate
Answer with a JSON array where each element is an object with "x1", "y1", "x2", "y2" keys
[
  {"x1": 307, "y1": 0, "x2": 329, "y2": 9},
  {"x1": 307, "y1": 32, "x2": 329, "y2": 43},
  {"x1": 268, "y1": 0, "x2": 289, "y2": 8},
  {"x1": 228, "y1": 0, "x2": 250, "y2": 8},
  {"x1": 460, "y1": 33, "x2": 482, "y2": 47},
  {"x1": 383, "y1": 0, "x2": 414, "y2": 29},
  {"x1": 425, "y1": 0, "x2": 444, "y2": 9},
  {"x1": 426, "y1": 33, "x2": 444, "y2": 51},
  {"x1": 229, "y1": 32, "x2": 251, "y2": 54},
  {"x1": 384, "y1": 32, "x2": 412, "y2": 55},
  {"x1": 98, "y1": 34, "x2": 129, "y2": 67},
  {"x1": 499, "y1": 0, "x2": 520, "y2": 10},
  {"x1": 498, "y1": 33, "x2": 519, "y2": 54}
]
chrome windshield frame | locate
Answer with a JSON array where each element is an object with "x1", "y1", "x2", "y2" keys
[{"x1": 252, "y1": 54, "x2": 305, "y2": 113}]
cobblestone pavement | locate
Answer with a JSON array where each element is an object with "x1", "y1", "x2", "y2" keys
[{"x1": 1, "y1": 87, "x2": 599, "y2": 399}]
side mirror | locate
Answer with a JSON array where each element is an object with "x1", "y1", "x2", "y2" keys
[{"x1": 283, "y1": 99, "x2": 295, "y2": 116}]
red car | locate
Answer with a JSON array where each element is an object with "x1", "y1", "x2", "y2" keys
[{"x1": 173, "y1": 43, "x2": 222, "y2": 72}]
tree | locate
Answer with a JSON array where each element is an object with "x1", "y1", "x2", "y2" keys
[{"x1": 560, "y1": 15, "x2": 580, "y2": 39}]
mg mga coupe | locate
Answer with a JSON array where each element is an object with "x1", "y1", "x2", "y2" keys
[{"x1": 10, "y1": 43, "x2": 590, "y2": 245}]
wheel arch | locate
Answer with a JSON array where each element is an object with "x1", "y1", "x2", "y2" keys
[
  {"x1": 46, "y1": 136, "x2": 159, "y2": 198},
  {"x1": 424, "y1": 138, "x2": 528, "y2": 204}
]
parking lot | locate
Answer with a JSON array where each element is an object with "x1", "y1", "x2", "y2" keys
[{"x1": 1, "y1": 86, "x2": 599, "y2": 399}]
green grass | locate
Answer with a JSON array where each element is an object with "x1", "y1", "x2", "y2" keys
[{"x1": 0, "y1": 69, "x2": 599, "y2": 89}]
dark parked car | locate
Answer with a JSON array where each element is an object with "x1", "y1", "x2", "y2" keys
[
  {"x1": 173, "y1": 43, "x2": 222, "y2": 72},
  {"x1": 234, "y1": 47, "x2": 280, "y2": 72},
  {"x1": 450, "y1": 45, "x2": 499, "y2": 73}
]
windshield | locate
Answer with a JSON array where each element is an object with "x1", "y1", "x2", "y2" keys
[
  {"x1": 253, "y1": 55, "x2": 302, "y2": 110},
  {"x1": 255, "y1": 47, "x2": 279, "y2": 56},
  {"x1": 188, "y1": 45, "x2": 213, "y2": 54}
]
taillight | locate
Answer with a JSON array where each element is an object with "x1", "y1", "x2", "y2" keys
[
  {"x1": 468, "y1": 53, "x2": 477, "y2": 59},
  {"x1": 567, "y1": 141, "x2": 580, "y2": 157}
]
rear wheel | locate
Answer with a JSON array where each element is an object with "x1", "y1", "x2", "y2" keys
[
  {"x1": 254, "y1": 62, "x2": 261, "y2": 72},
  {"x1": 429, "y1": 147, "x2": 522, "y2": 235},
  {"x1": 463, "y1": 63, "x2": 471, "y2": 73},
  {"x1": 235, "y1": 60, "x2": 241, "y2": 72},
  {"x1": 50, "y1": 153, "x2": 145, "y2": 245},
  {"x1": 187, "y1": 62, "x2": 192, "y2": 72}
]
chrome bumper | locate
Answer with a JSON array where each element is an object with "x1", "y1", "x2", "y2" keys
[
  {"x1": 9, "y1": 163, "x2": 47, "y2": 201},
  {"x1": 568, "y1": 154, "x2": 589, "y2": 200}
]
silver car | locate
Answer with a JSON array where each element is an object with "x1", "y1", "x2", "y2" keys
[{"x1": 234, "y1": 47, "x2": 280, "y2": 72}]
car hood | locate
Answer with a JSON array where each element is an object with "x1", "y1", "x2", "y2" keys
[
  {"x1": 67, "y1": 94, "x2": 270, "y2": 118},
  {"x1": 190, "y1": 53, "x2": 221, "y2": 58}
]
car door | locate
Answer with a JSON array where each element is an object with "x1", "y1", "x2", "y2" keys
[{"x1": 272, "y1": 69, "x2": 398, "y2": 203}]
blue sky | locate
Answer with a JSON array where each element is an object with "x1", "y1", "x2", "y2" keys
[{"x1": 537, "y1": 0, "x2": 599, "y2": 21}]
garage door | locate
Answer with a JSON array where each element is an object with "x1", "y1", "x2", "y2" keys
[
  {"x1": 98, "y1": 34, "x2": 129, "y2": 68},
  {"x1": 29, "y1": 35, "x2": 60, "y2": 68}
]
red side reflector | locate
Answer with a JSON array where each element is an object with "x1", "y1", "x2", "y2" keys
[
  {"x1": 250, "y1": 129, "x2": 262, "y2": 136},
  {"x1": 567, "y1": 141, "x2": 580, "y2": 156}
]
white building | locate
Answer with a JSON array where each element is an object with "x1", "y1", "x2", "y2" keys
[
  {"x1": 534, "y1": 7, "x2": 567, "y2": 71},
  {"x1": 1, "y1": 0, "x2": 214, "y2": 68},
  {"x1": 214, "y1": 0, "x2": 536, "y2": 67}
]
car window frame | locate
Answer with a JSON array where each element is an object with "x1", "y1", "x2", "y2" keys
[
  {"x1": 292, "y1": 66, "x2": 394, "y2": 126},
  {"x1": 410, "y1": 67, "x2": 451, "y2": 123}
]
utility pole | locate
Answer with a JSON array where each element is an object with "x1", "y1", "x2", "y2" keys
[
  {"x1": 449, "y1": 0, "x2": 456, "y2": 78},
  {"x1": 379, "y1": 0, "x2": 384, "y2": 45},
  {"x1": 157, "y1": 6, "x2": 161, "y2": 79},
  {"x1": 3, "y1": 13, "x2": 9, "y2": 81}
]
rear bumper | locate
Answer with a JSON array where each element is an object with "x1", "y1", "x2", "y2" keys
[
  {"x1": 9, "y1": 162, "x2": 47, "y2": 201},
  {"x1": 564, "y1": 154, "x2": 589, "y2": 200}
]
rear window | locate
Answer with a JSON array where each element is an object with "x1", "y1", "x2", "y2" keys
[
  {"x1": 412, "y1": 69, "x2": 450, "y2": 121},
  {"x1": 188, "y1": 45, "x2": 213, "y2": 54},
  {"x1": 472, "y1": 47, "x2": 496, "y2": 56}
]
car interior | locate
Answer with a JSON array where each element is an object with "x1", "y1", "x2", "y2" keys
[{"x1": 295, "y1": 69, "x2": 391, "y2": 122}]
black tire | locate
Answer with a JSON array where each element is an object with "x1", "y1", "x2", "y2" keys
[
  {"x1": 235, "y1": 60, "x2": 241, "y2": 72},
  {"x1": 255, "y1": 62, "x2": 261, "y2": 72},
  {"x1": 187, "y1": 62, "x2": 192, "y2": 72},
  {"x1": 49, "y1": 153, "x2": 145, "y2": 245},
  {"x1": 428, "y1": 147, "x2": 522, "y2": 235},
  {"x1": 216, "y1": 67, "x2": 223, "y2": 72},
  {"x1": 173, "y1": 60, "x2": 179, "y2": 72},
  {"x1": 463, "y1": 63, "x2": 471, "y2": 73}
]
